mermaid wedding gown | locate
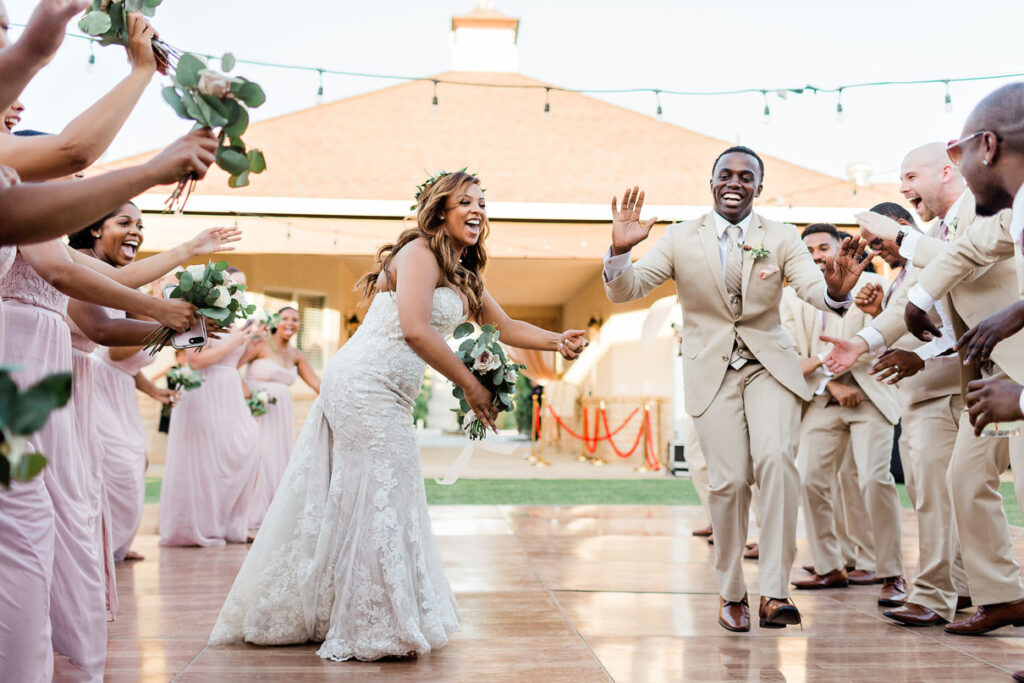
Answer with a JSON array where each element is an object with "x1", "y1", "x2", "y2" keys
[{"x1": 210, "y1": 288, "x2": 462, "y2": 661}]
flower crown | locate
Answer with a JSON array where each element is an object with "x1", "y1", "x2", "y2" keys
[{"x1": 411, "y1": 167, "x2": 480, "y2": 210}]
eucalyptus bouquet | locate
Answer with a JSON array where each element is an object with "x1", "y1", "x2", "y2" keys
[
  {"x1": 0, "y1": 367, "x2": 72, "y2": 487},
  {"x1": 78, "y1": 0, "x2": 267, "y2": 208},
  {"x1": 166, "y1": 363, "x2": 202, "y2": 391},
  {"x1": 451, "y1": 323, "x2": 525, "y2": 440},
  {"x1": 144, "y1": 260, "x2": 256, "y2": 354},
  {"x1": 251, "y1": 308, "x2": 281, "y2": 333},
  {"x1": 246, "y1": 389, "x2": 276, "y2": 417}
]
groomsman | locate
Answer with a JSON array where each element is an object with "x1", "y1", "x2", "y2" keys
[
  {"x1": 848, "y1": 142, "x2": 1024, "y2": 636},
  {"x1": 603, "y1": 147, "x2": 870, "y2": 632},
  {"x1": 780, "y1": 224, "x2": 905, "y2": 605},
  {"x1": 824, "y1": 202, "x2": 969, "y2": 625}
]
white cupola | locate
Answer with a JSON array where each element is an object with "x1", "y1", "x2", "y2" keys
[{"x1": 450, "y1": 1, "x2": 520, "y2": 73}]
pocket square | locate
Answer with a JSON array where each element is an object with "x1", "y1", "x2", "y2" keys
[{"x1": 758, "y1": 265, "x2": 780, "y2": 280}]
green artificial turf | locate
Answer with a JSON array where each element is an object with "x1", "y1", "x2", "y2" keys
[{"x1": 142, "y1": 477, "x2": 1023, "y2": 526}]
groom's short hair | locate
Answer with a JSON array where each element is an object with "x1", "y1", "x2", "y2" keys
[
  {"x1": 712, "y1": 146, "x2": 765, "y2": 181},
  {"x1": 801, "y1": 223, "x2": 840, "y2": 244},
  {"x1": 870, "y1": 202, "x2": 916, "y2": 226}
]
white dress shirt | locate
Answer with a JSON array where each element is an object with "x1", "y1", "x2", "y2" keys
[
  {"x1": 602, "y1": 211, "x2": 851, "y2": 310},
  {"x1": 904, "y1": 191, "x2": 967, "y2": 312}
]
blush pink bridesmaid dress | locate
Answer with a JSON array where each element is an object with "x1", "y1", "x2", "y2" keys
[
  {"x1": 244, "y1": 357, "x2": 298, "y2": 528},
  {"x1": 0, "y1": 249, "x2": 107, "y2": 682},
  {"x1": 92, "y1": 342, "x2": 154, "y2": 562},
  {"x1": 159, "y1": 334, "x2": 259, "y2": 546}
]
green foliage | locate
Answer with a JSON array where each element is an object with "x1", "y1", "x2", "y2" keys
[
  {"x1": 0, "y1": 369, "x2": 72, "y2": 487},
  {"x1": 450, "y1": 323, "x2": 526, "y2": 440},
  {"x1": 412, "y1": 373, "x2": 433, "y2": 428},
  {"x1": 512, "y1": 373, "x2": 534, "y2": 434}
]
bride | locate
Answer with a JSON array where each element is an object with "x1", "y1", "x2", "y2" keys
[{"x1": 209, "y1": 170, "x2": 588, "y2": 661}]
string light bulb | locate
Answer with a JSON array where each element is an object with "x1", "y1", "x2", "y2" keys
[
  {"x1": 431, "y1": 79, "x2": 439, "y2": 114},
  {"x1": 543, "y1": 87, "x2": 551, "y2": 120},
  {"x1": 316, "y1": 69, "x2": 324, "y2": 104},
  {"x1": 654, "y1": 89, "x2": 663, "y2": 121},
  {"x1": 835, "y1": 88, "x2": 845, "y2": 122},
  {"x1": 761, "y1": 90, "x2": 771, "y2": 125},
  {"x1": 944, "y1": 81, "x2": 953, "y2": 113},
  {"x1": 86, "y1": 41, "x2": 96, "y2": 74}
]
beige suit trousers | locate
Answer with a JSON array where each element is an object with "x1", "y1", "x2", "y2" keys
[
  {"x1": 901, "y1": 393, "x2": 969, "y2": 621},
  {"x1": 833, "y1": 448, "x2": 876, "y2": 571},
  {"x1": 692, "y1": 362, "x2": 802, "y2": 602},
  {"x1": 948, "y1": 368, "x2": 1024, "y2": 605},
  {"x1": 798, "y1": 398, "x2": 903, "y2": 578}
]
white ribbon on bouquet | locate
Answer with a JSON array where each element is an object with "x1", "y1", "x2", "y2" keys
[{"x1": 435, "y1": 439, "x2": 520, "y2": 485}]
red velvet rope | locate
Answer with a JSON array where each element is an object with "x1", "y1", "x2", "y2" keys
[
  {"x1": 546, "y1": 405, "x2": 640, "y2": 453},
  {"x1": 599, "y1": 406, "x2": 646, "y2": 459},
  {"x1": 643, "y1": 408, "x2": 660, "y2": 470}
]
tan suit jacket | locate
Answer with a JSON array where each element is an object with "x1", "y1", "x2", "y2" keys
[
  {"x1": 605, "y1": 211, "x2": 843, "y2": 416},
  {"x1": 780, "y1": 274, "x2": 900, "y2": 424},
  {"x1": 908, "y1": 193, "x2": 1024, "y2": 384}
]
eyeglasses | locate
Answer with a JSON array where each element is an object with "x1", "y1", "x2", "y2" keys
[{"x1": 947, "y1": 130, "x2": 1002, "y2": 165}]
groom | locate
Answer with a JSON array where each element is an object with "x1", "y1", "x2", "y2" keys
[{"x1": 603, "y1": 146, "x2": 870, "y2": 631}]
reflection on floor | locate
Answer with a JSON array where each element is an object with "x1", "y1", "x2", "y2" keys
[{"x1": 84, "y1": 506, "x2": 1024, "y2": 682}]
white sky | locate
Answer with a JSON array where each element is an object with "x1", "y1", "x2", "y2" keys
[{"x1": 7, "y1": 0, "x2": 1024, "y2": 186}]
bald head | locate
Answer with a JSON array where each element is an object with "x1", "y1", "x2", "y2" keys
[
  {"x1": 900, "y1": 142, "x2": 965, "y2": 222},
  {"x1": 967, "y1": 83, "x2": 1024, "y2": 147},
  {"x1": 957, "y1": 82, "x2": 1024, "y2": 216}
]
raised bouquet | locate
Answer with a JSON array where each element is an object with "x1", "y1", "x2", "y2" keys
[
  {"x1": 144, "y1": 260, "x2": 256, "y2": 354},
  {"x1": 166, "y1": 363, "x2": 202, "y2": 391},
  {"x1": 251, "y1": 308, "x2": 281, "y2": 336},
  {"x1": 246, "y1": 389, "x2": 276, "y2": 417},
  {"x1": 78, "y1": 1, "x2": 267, "y2": 209},
  {"x1": 451, "y1": 323, "x2": 525, "y2": 440},
  {"x1": 0, "y1": 367, "x2": 72, "y2": 487}
]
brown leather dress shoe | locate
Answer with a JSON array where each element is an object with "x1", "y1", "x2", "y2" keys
[
  {"x1": 793, "y1": 568, "x2": 848, "y2": 590},
  {"x1": 847, "y1": 569, "x2": 880, "y2": 585},
  {"x1": 945, "y1": 598, "x2": 1024, "y2": 635},
  {"x1": 759, "y1": 596, "x2": 801, "y2": 629},
  {"x1": 692, "y1": 524, "x2": 713, "y2": 537},
  {"x1": 1012, "y1": 670, "x2": 1024, "y2": 682},
  {"x1": 743, "y1": 543, "x2": 759, "y2": 560},
  {"x1": 956, "y1": 595, "x2": 973, "y2": 611},
  {"x1": 883, "y1": 602, "x2": 947, "y2": 626},
  {"x1": 719, "y1": 595, "x2": 750, "y2": 632},
  {"x1": 878, "y1": 577, "x2": 907, "y2": 606}
]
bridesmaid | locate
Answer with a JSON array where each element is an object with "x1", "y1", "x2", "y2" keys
[
  {"x1": 240, "y1": 307, "x2": 321, "y2": 528},
  {"x1": 160, "y1": 268, "x2": 260, "y2": 547}
]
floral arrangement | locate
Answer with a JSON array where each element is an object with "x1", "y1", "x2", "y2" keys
[
  {"x1": 166, "y1": 363, "x2": 202, "y2": 391},
  {"x1": 144, "y1": 260, "x2": 256, "y2": 354},
  {"x1": 451, "y1": 323, "x2": 525, "y2": 440},
  {"x1": 246, "y1": 389, "x2": 277, "y2": 417},
  {"x1": 0, "y1": 367, "x2": 72, "y2": 487},
  {"x1": 78, "y1": 1, "x2": 267, "y2": 209},
  {"x1": 743, "y1": 244, "x2": 771, "y2": 260},
  {"x1": 412, "y1": 167, "x2": 481, "y2": 210},
  {"x1": 251, "y1": 308, "x2": 281, "y2": 333}
]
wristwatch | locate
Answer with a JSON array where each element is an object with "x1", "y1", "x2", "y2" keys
[{"x1": 895, "y1": 229, "x2": 907, "y2": 247}]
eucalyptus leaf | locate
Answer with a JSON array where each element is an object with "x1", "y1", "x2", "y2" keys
[
  {"x1": 481, "y1": 324, "x2": 497, "y2": 335},
  {"x1": 179, "y1": 91, "x2": 204, "y2": 124},
  {"x1": 125, "y1": 0, "x2": 144, "y2": 12},
  {"x1": 143, "y1": 0, "x2": 163, "y2": 7},
  {"x1": 0, "y1": 372, "x2": 18, "y2": 424},
  {"x1": 228, "y1": 171, "x2": 250, "y2": 188},
  {"x1": 247, "y1": 149, "x2": 266, "y2": 174},
  {"x1": 0, "y1": 453, "x2": 8, "y2": 487},
  {"x1": 178, "y1": 271, "x2": 194, "y2": 292},
  {"x1": 175, "y1": 53, "x2": 206, "y2": 89},
  {"x1": 161, "y1": 87, "x2": 189, "y2": 119},
  {"x1": 454, "y1": 322, "x2": 474, "y2": 339},
  {"x1": 193, "y1": 94, "x2": 228, "y2": 128},
  {"x1": 493, "y1": 368, "x2": 504, "y2": 385},
  {"x1": 222, "y1": 101, "x2": 248, "y2": 138},
  {"x1": 12, "y1": 453, "x2": 47, "y2": 483},
  {"x1": 221, "y1": 52, "x2": 236, "y2": 72},
  {"x1": 459, "y1": 398, "x2": 470, "y2": 413},
  {"x1": 231, "y1": 79, "x2": 266, "y2": 108},
  {"x1": 200, "y1": 93, "x2": 230, "y2": 118},
  {"x1": 199, "y1": 307, "x2": 230, "y2": 322},
  {"x1": 216, "y1": 147, "x2": 248, "y2": 175},
  {"x1": 214, "y1": 261, "x2": 230, "y2": 271},
  {"x1": 452, "y1": 386, "x2": 464, "y2": 400},
  {"x1": 7, "y1": 373, "x2": 72, "y2": 434},
  {"x1": 78, "y1": 10, "x2": 112, "y2": 35}
]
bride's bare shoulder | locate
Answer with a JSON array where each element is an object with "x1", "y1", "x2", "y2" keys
[{"x1": 379, "y1": 239, "x2": 441, "y2": 292}]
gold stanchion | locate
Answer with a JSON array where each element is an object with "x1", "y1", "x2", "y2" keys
[
  {"x1": 576, "y1": 402, "x2": 590, "y2": 462},
  {"x1": 532, "y1": 394, "x2": 550, "y2": 468},
  {"x1": 634, "y1": 400, "x2": 652, "y2": 472},
  {"x1": 589, "y1": 400, "x2": 608, "y2": 465},
  {"x1": 526, "y1": 394, "x2": 539, "y2": 462}
]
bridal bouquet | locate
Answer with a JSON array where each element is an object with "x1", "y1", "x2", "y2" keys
[
  {"x1": 451, "y1": 323, "x2": 525, "y2": 440},
  {"x1": 78, "y1": 1, "x2": 268, "y2": 208},
  {"x1": 144, "y1": 260, "x2": 256, "y2": 354},
  {"x1": 0, "y1": 367, "x2": 72, "y2": 487},
  {"x1": 166, "y1": 364, "x2": 202, "y2": 391},
  {"x1": 246, "y1": 389, "x2": 276, "y2": 417}
]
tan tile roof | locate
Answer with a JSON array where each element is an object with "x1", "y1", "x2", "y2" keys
[{"x1": 103, "y1": 71, "x2": 900, "y2": 209}]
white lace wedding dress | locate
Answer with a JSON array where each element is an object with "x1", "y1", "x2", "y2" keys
[{"x1": 209, "y1": 288, "x2": 462, "y2": 661}]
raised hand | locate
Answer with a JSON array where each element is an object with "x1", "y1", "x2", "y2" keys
[
  {"x1": 819, "y1": 334, "x2": 868, "y2": 375},
  {"x1": 125, "y1": 13, "x2": 159, "y2": 74},
  {"x1": 855, "y1": 211, "x2": 901, "y2": 243},
  {"x1": 904, "y1": 302, "x2": 942, "y2": 341},
  {"x1": 145, "y1": 129, "x2": 218, "y2": 185},
  {"x1": 823, "y1": 235, "x2": 872, "y2": 300},
  {"x1": 557, "y1": 329, "x2": 588, "y2": 360},
  {"x1": 855, "y1": 282, "x2": 884, "y2": 316},
  {"x1": 189, "y1": 226, "x2": 243, "y2": 256},
  {"x1": 957, "y1": 300, "x2": 1024, "y2": 365},
  {"x1": 0, "y1": 164, "x2": 20, "y2": 189},
  {"x1": 19, "y1": 0, "x2": 90, "y2": 63},
  {"x1": 870, "y1": 348, "x2": 924, "y2": 385},
  {"x1": 155, "y1": 298, "x2": 197, "y2": 332},
  {"x1": 610, "y1": 186, "x2": 658, "y2": 256},
  {"x1": 966, "y1": 378, "x2": 1024, "y2": 436},
  {"x1": 826, "y1": 380, "x2": 864, "y2": 408}
]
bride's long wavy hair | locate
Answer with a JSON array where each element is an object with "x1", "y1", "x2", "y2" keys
[{"x1": 357, "y1": 171, "x2": 489, "y2": 320}]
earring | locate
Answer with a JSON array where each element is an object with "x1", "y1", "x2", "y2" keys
[{"x1": 983, "y1": 160, "x2": 989, "y2": 166}]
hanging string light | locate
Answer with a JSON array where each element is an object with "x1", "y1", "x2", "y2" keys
[
  {"x1": 543, "y1": 86, "x2": 551, "y2": 120},
  {"x1": 316, "y1": 68, "x2": 325, "y2": 104},
  {"x1": 654, "y1": 89, "x2": 663, "y2": 121},
  {"x1": 944, "y1": 80, "x2": 953, "y2": 113},
  {"x1": 86, "y1": 40, "x2": 96, "y2": 74},
  {"x1": 431, "y1": 79, "x2": 439, "y2": 113},
  {"x1": 761, "y1": 90, "x2": 771, "y2": 125},
  {"x1": 835, "y1": 88, "x2": 845, "y2": 122}
]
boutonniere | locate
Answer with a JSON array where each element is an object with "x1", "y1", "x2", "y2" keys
[
  {"x1": 743, "y1": 244, "x2": 771, "y2": 260},
  {"x1": 950, "y1": 217, "x2": 960, "y2": 233}
]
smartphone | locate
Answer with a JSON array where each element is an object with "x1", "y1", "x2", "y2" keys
[{"x1": 162, "y1": 284, "x2": 208, "y2": 350}]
